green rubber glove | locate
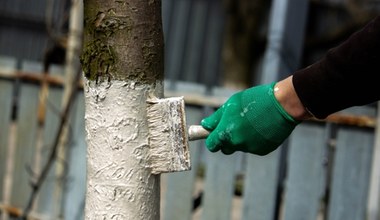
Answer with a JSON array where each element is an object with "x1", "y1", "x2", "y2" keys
[{"x1": 201, "y1": 82, "x2": 300, "y2": 155}]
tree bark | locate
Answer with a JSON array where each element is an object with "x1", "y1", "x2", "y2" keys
[{"x1": 81, "y1": 1, "x2": 164, "y2": 219}]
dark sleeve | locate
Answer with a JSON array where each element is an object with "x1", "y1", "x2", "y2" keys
[{"x1": 292, "y1": 16, "x2": 380, "y2": 119}]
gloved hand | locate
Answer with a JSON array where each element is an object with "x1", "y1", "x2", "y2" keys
[{"x1": 201, "y1": 82, "x2": 300, "y2": 155}]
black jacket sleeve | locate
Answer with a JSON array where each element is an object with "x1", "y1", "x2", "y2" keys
[{"x1": 292, "y1": 16, "x2": 380, "y2": 119}]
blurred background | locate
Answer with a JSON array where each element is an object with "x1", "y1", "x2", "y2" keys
[{"x1": 0, "y1": 0, "x2": 380, "y2": 219}]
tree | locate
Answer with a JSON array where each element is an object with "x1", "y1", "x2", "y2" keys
[{"x1": 81, "y1": 1, "x2": 164, "y2": 219}]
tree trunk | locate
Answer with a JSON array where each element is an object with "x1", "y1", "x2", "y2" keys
[{"x1": 81, "y1": 1, "x2": 164, "y2": 219}]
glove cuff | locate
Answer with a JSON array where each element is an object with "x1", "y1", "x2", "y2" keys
[{"x1": 269, "y1": 82, "x2": 301, "y2": 125}]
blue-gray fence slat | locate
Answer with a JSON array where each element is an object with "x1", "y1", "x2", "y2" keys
[
  {"x1": 201, "y1": 152, "x2": 236, "y2": 220},
  {"x1": 198, "y1": 0, "x2": 224, "y2": 88},
  {"x1": 0, "y1": 0, "x2": 65, "y2": 61},
  {"x1": 36, "y1": 79, "x2": 64, "y2": 216},
  {"x1": 283, "y1": 123, "x2": 327, "y2": 220},
  {"x1": 0, "y1": 83, "x2": 12, "y2": 199},
  {"x1": 11, "y1": 80, "x2": 39, "y2": 208},
  {"x1": 163, "y1": 0, "x2": 223, "y2": 87},
  {"x1": 327, "y1": 126, "x2": 374, "y2": 220},
  {"x1": 9, "y1": 61, "x2": 43, "y2": 208},
  {"x1": 164, "y1": 0, "x2": 193, "y2": 84},
  {"x1": 182, "y1": 0, "x2": 210, "y2": 83},
  {"x1": 63, "y1": 92, "x2": 87, "y2": 220},
  {"x1": 241, "y1": 152, "x2": 282, "y2": 220},
  {"x1": 0, "y1": 56, "x2": 16, "y2": 202}
]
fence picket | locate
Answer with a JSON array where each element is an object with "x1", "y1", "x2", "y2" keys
[
  {"x1": 241, "y1": 151, "x2": 281, "y2": 220},
  {"x1": 199, "y1": 0, "x2": 223, "y2": 87},
  {"x1": 182, "y1": 0, "x2": 210, "y2": 83},
  {"x1": 283, "y1": 123, "x2": 327, "y2": 220},
  {"x1": 327, "y1": 126, "x2": 374, "y2": 220},
  {"x1": 0, "y1": 56, "x2": 16, "y2": 203},
  {"x1": 10, "y1": 61, "x2": 41, "y2": 209},
  {"x1": 63, "y1": 92, "x2": 87, "y2": 220},
  {"x1": 201, "y1": 152, "x2": 237, "y2": 220},
  {"x1": 11, "y1": 82, "x2": 39, "y2": 208},
  {"x1": 35, "y1": 82, "x2": 63, "y2": 216},
  {"x1": 165, "y1": 0, "x2": 192, "y2": 83}
]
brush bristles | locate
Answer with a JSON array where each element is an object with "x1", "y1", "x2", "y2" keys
[{"x1": 146, "y1": 97, "x2": 191, "y2": 174}]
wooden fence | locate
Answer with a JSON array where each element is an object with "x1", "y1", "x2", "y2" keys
[
  {"x1": 1, "y1": 0, "x2": 380, "y2": 219},
  {"x1": 0, "y1": 56, "x2": 378, "y2": 220}
]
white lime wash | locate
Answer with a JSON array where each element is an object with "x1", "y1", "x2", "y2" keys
[{"x1": 84, "y1": 79, "x2": 162, "y2": 220}]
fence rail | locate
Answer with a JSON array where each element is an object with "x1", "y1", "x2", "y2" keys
[{"x1": 0, "y1": 69, "x2": 375, "y2": 128}]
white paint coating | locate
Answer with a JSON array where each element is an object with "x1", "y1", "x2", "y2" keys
[
  {"x1": 84, "y1": 79, "x2": 160, "y2": 220},
  {"x1": 146, "y1": 97, "x2": 191, "y2": 174}
]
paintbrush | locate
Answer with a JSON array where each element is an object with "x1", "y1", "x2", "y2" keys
[{"x1": 146, "y1": 96, "x2": 210, "y2": 174}]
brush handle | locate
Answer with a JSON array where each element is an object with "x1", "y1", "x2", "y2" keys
[{"x1": 188, "y1": 125, "x2": 210, "y2": 141}]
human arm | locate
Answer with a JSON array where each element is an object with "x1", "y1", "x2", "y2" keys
[
  {"x1": 201, "y1": 16, "x2": 380, "y2": 155},
  {"x1": 293, "y1": 15, "x2": 380, "y2": 118},
  {"x1": 276, "y1": 15, "x2": 380, "y2": 120}
]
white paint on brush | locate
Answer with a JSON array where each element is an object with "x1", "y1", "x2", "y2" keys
[
  {"x1": 84, "y1": 79, "x2": 160, "y2": 220},
  {"x1": 146, "y1": 97, "x2": 191, "y2": 174}
]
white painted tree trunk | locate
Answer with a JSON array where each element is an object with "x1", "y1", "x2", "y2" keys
[
  {"x1": 84, "y1": 80, "x2": 161, "y2": 219},
  {"x1": 81, "y1": 1, "x2": 164, "y2": 219}
]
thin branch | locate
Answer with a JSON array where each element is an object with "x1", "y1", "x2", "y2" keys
[{"x1": 20, "y1": 69, "x2": 82, "y2": 220}]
